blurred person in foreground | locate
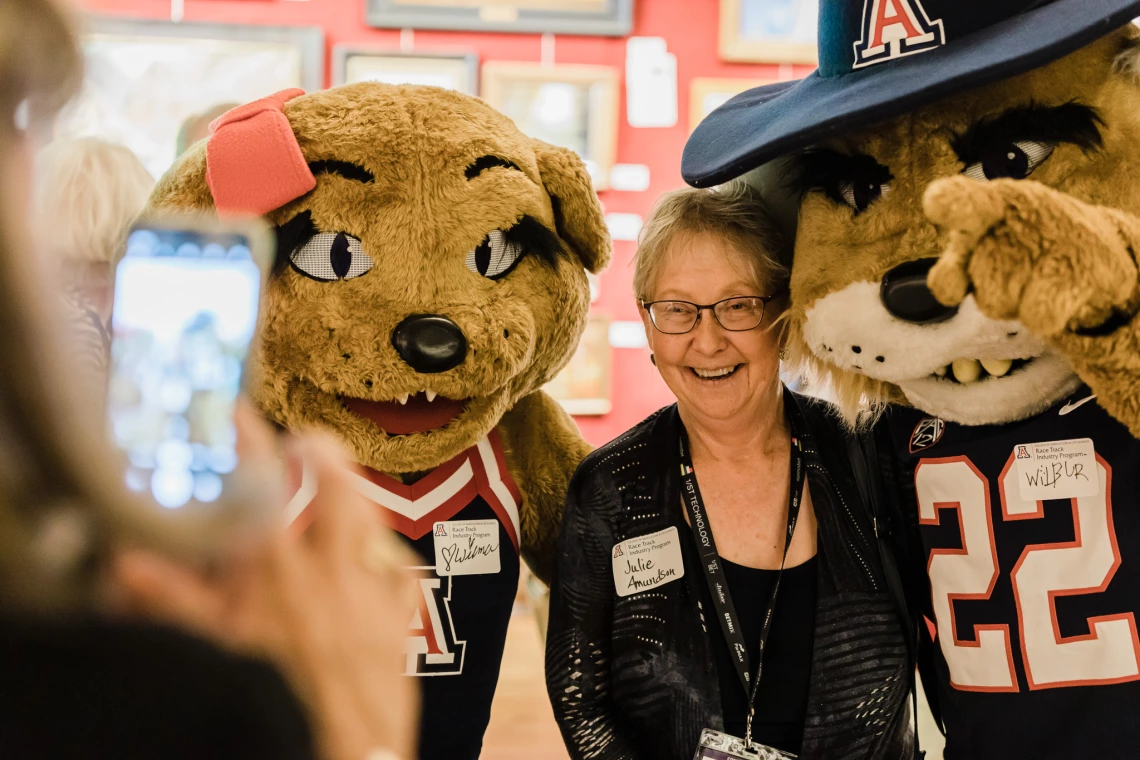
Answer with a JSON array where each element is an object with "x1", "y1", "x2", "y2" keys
[
  {"x1": 34, "y1": 137, "x2": 154, "y2": 378},
  {"x1": 0, "y1": 2, "x2": 418, "y2": 759},
  {"x1": 546, "y1": 185, "x2": 914, "y2": 759}
]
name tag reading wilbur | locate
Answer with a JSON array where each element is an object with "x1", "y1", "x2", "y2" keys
[
  {"x1": 612, "y1": 526, "x2": 685, "y2": 597},
  {"x1": 1014, "y1": 438, "x2": 1099, "y2": 502},
  {"x1": 433, "y1": 520, "x2": 500, "y2": 576}
]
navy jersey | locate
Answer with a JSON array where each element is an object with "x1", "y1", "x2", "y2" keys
[
  {"x1": 288, "y1": 430, "x2": 522, "y2": 760},
  {"x1": 885, "y1": 389, "x2": 1140, "y2": 759}
]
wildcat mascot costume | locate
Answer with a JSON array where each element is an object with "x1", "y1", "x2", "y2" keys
[
  {"x1": 146, "y1": 83, "x2": 610, "y2": 759},
  {"x1": 685, "y1": 1, "x2": 1140, "y2": 758}
]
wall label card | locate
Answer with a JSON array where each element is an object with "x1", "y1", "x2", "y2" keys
[
  {"x1": 1014, "y1": 438, "x2": 1099, "y2": 502},
  {"x1": 612, "y1": 526, "x2": 685, "y2": 597}
]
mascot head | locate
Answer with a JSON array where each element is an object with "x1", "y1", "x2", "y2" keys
[
  {"x1": 684, "y1": 0, "x2": 1140, "y2": 427},
  {"x1": 147, "y1": 83, "x2": 610, "y2": 473}
]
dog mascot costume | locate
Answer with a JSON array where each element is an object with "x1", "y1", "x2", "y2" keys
[
  {"x1": 146, "y1": 83, "x2": 610, "y2": 759},
  {"x1": 685, "y1": 1, "x2": 1140, "y2": 758}
]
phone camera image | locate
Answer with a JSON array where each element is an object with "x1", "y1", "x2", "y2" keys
[{"x1": 108, "y1": 227, "x2": 262, "y2": 509}]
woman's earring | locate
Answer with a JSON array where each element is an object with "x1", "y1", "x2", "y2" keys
[{"x1": 650, "y1": 353, "x2": 657, "y2": 366}]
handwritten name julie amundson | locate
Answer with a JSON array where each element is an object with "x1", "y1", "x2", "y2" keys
[{"x1": 624, "y1": 556, "x2": 677, "y2": 591}]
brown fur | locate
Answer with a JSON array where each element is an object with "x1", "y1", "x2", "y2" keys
[
  {"x1": 786, "y1": 28, "x2": 1140, "y2": 433},
  {"x1": 146, "y1": 83, "x2": 611, "y2": 582}
]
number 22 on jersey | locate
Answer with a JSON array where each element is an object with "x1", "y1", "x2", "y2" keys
[{"x1": 916, "y1": 455, "x2": 1140, "y2": 691}]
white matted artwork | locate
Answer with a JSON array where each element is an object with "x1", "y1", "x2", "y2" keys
[
  {"x1": 482, "y1": 62, "x2": 619, "y2": 190},
  {"x1": 334, "y1": 48, "x2": 479, "y2": 94},
  {"x1": 720, "y1": 0, "x2": 818, "y2": 64},
  {"x1": 57, "y1": 18, "x2": 323, "y2": 180},
  {"x1": 690, "y1": 77, "x2": 776, "y2": 132}
]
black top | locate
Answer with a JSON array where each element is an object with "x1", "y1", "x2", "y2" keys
[
  {"x1": 710, "y1": 556, "x2": 817, "y2": 755},
  {"x1": 0, "y1": 615, "x2": 315, "y2": 759},
  {"x1": 881, "y1": 386, "x2": 1140, "y2": 760},
  {"x1": 546, "y1": 397, "x2": 915, "y2": 760}
]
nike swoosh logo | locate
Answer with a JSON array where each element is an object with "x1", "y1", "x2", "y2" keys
[{"x1": 1059, "y1": 395, "x2": 1097, "y2": 416}]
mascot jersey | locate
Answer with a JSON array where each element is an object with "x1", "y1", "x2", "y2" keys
[
  {"x1": 884, "y1": 388, "x2": 1140, "y2": 759},
  {"x1": 287, "y1": 429, "x2": 521, "y2": 760}
]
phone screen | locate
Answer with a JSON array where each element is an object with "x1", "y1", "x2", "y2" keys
[{"x1": 108, "y1": 226, "x2": 262, "y2": 509}]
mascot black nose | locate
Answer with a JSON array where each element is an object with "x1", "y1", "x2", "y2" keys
[
  {"x1": 391, "y1": 315, "x2": 468, "y2": 373},
  {"x1": 880, "y1": 258, "x2": 959, "y2": 324}
]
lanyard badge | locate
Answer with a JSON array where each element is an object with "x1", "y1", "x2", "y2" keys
[{"x1": 680, "y1": 397, "x2": 807, "y2": 759}]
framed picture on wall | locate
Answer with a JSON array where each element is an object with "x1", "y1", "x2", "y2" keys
[
  {"x1": 719, "y1": 0, "x2": 818, "y2": 64},
  {"x1": 366, "y1": 0, "x2": 633, "y2": 37},
  {"x1": 544, "y1": 313, "x2": 612, "y2": 416},
  {"x1": 481, "y1": 61, "x2": 619, "y2": 190},
  {"x1": 57, "y1": 17, "x2": 324, "y2": 179},
  {"x1": 333, "y1": 48, "x2": 479, "y2": 94},
  {"x1": 690, "y1": 77, "x2": 776, "y2": 132}
]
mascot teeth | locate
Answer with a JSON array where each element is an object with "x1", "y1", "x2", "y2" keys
[
  {"x1": 425, "y1": 390, "x2": 437, "y2": 402},
  {"x1": 980, "y1": 359, "x2": 1013, "y2": 378},
  {"x1": 397, "y1": 393, "x2": 409, "y2": 405},
  {"x1": 951, "y1": 358, "x2": 982, "y2": 383}
]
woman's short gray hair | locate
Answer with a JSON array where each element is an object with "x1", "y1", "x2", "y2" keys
[{"x1": 633, "y1": 181, "x2": 790, "y2": 302}]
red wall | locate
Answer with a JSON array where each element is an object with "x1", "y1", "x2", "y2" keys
[{"x1": 71, "y1": 0, "x2": 812, "y2": 446}]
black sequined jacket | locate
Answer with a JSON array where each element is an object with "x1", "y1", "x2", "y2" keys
[{"x1": 545, "y1": 398, "x2": 915, "y2": 760}]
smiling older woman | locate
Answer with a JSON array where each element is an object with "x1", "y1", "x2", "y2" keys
[{"x1": 546, "y1": 184, "x2": 916, "y2": 760}]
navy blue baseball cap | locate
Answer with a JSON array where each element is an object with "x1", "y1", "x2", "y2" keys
[{"x1": 683, "y1": 0, "x2": 1140, "y2": 188}]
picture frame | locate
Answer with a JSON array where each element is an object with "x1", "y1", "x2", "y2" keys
[
  {"x1": 544, "y1": 313, "x2": 612, "y2": 416},
  {"x1": 59, "y1": 17, "x2": 324, "y2": 179},
  {"x1": 366, "y1": 0, "x2": 634, "y2": 37},
  {"x1": 481, "y1": 61, "x2": 620, "y2": 190},
  {"x1": 333, "y1": 47, "x2": 479, "y2": 94},
  {"x1": 690, "y1": 77, "x2": 776, "y2": 132},
  {"x1": 719, "y1": 0, "x2": 818, "y2": 64}
]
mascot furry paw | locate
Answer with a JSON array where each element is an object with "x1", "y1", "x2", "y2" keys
[
  {"x1": 146, "y1": 83, "x2": 610, "y2": 760},
  {"x1": 685, "y1": 2, "x2": 1140, "y2": 759}
]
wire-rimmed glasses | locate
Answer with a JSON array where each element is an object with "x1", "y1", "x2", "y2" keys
[{"x1": 641, "y1": 295, "x2": 779, "y2": 335}]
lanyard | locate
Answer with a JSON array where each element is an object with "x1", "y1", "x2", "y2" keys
[{"x1": 679, "y1": 399, "x2": 807, "y2": 750}]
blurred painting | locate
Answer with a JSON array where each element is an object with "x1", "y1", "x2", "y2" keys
[
  {"x1": 335, "y1": 49, "x2": 478, "y2": 94},
  {"x1": 545, "y1": 313, "x2": 612, "y2": 416},
  {"x1": 482, "y1": 62, "x2": 619, "y2": 189},
  {"x1": 690, "y1": 78, "x2": 776, "y2": 132},
  {"x1": 720, "y1": 0, "x2": 818, "y2": 63},
  {"x1": 56, "y1": 19, "x2": 323, "y2": 179},
  {"x1": 368, "y1": 0, "x2": 633, "y2": 35}
]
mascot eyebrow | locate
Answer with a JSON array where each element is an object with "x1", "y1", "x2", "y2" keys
[
  {"x1": 951, "y1": 102, "x2": 1103, "y2": 164},
  {"x1": 785, "y1": 150, "x2": 893, "y2": 207},
  {"x1": 308, "y1": 159, "x2": 375, "y2": 183},
  {"x1": 465, "y1": 155, "x2": 523, "y2": 179}
]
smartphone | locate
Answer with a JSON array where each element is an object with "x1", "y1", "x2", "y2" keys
[{"x1": 107, "y1": 215, "x2": 271, "y2": 512}]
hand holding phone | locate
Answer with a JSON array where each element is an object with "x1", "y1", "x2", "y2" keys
[{"x1": 107, "y1": 216, "x2": 271, "y2": 516}]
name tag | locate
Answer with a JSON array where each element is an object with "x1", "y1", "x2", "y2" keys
[
  {"x1": 612, "y1": 526, "x2": 685, "y2": 598},
  {"x1": 1014, "y1": 438, "x2": 1099, "y2": 501},
  {"x1": 433, "y1": 520, "x2": 500, "y2": 576}
]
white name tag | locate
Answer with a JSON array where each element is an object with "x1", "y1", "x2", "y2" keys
[
  {"x1": 433, "y1": 520, "x2": 500, "y2": 576},
  {"x1": 612, "y1": 526, "x2": 685, "y2": 598},
  {"x1": 1014, "y1": 438, "x2": 1099, "y2": 501}
]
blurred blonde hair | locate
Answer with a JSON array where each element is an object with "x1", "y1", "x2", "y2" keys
[
  {"x1": 35, "y1": 137, "x2": 154, "y2": 265},
  {"x1": 633, "y1": 182, "x2": 789, "y2": 303}
]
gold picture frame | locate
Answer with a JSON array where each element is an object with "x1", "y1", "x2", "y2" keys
[
  {"x1": 719, "y1": 0, "x2": 818, "y2": 64},
  {"x1": 544, "y1": 313, "x2": 612, "y2": 416},
  {"x1": 690, "y1": 77, "x2": 776, "y2": 132},
  {"x1": 481, "y1": 61, "x2": 619, "y2": 191},
  {"x1": 333, "y1": 48, "x2": 479, "y2": 94}
]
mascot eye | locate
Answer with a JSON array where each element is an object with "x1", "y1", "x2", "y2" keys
[
  {"x1": 838, "y1": 180, "x2": 891, "y2": 213},
  {"x1": 289, "y1": 232, "x2": 373, "y2": 282},
  {"x1": 465, "y1": 230, "x2": 524, "y2": 280},
  {"x1": 963, "y1": 140, "x2": 1055, "y2": 182}
]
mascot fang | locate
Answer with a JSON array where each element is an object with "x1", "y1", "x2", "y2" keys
[
  {"x1": 685, "y1": 1, "x2": 1140, "y2": 759},
  {"x1": 147, "y1": 83, "x2": 610, "y2": 760}
]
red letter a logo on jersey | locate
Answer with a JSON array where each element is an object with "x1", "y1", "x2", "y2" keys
[
  {"x1": 405, "y1": 567, "x2": 466, "y2": 676},
  {"x1": 853, "y1": 0, "x2": 945, "y2": 69}
]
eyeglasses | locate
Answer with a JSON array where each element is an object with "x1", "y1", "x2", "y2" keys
[{"x1": 641, "y1": 295, "x2": 779, "y2": 335}]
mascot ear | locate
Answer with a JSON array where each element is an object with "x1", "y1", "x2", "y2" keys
[
  {"x1": 532, "y1": 140, "x2": 612, "y2": 274},
  {"x1": 145, "y1": 141, "x2": 216, "y2": 216}
]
